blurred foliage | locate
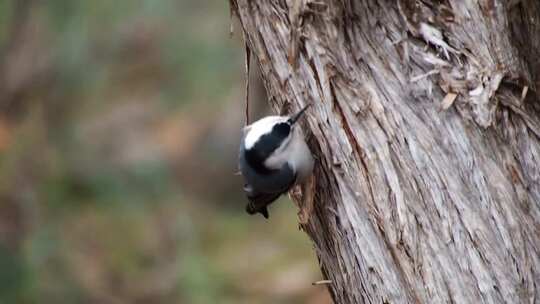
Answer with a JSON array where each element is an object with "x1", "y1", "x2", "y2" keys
[{"x1": 0, "y1": 1, "x2": 331, "y2": 303}]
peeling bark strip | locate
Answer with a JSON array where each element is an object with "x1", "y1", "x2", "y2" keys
[{"x1": 230, "y1": 0, "x2": 540, "y2": 303}]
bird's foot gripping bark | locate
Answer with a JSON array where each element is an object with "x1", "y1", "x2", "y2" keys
[{"x1": 290, "y1": 174, "x2": 316, "y2": 225}]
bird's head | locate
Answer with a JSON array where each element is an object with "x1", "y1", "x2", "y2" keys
[{"x1": 241, "y1": 104, "x2": 310, "y2": 173}]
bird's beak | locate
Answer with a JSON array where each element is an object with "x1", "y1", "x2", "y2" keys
[{"x1": 288, "y1": 103, "x2": 311, "y2": 125}]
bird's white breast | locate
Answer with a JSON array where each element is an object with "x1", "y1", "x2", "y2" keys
[{"x1": 264, "y1": 128, "x2": 313, "y2": 182}]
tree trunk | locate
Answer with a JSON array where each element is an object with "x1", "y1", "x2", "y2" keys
[{"x1": 230, "y1": 0, "x2": 540, "y2": 303}]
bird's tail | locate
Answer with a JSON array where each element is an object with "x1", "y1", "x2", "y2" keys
[
  {"x1": 243, "y1": 183, "x2": 282, "y2": 219},
  {"x1": 246, "y1": 203, "x2": 269, "y2": 219}
]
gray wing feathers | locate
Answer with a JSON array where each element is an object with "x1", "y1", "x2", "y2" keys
[
  {"x1": 239, "y1": 144, "x2": 296, "y2": 218},
  {"x1": 241, "y1": 164, "x2": 296, "y2": 218}
]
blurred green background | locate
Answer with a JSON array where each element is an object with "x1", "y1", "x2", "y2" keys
[{"x1": 0, "y1": 1, "x2": 331, "y2": 303}]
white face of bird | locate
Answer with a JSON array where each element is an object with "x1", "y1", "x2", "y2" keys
[
  {"x1": 243, "y1": 116, "x2": 289, "y2": 150},
  {"x1": 243, "y1": 103, "x2": 311, "y2": 150}
]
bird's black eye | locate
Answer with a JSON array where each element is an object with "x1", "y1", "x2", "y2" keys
[{"x1": 272, "y1": 123, "x2": 290, "y2": 136}]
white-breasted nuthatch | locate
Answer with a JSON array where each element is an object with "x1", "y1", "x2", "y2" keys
[{"x1": 238, "y1": 104, "x2": 314, "y2": 219}]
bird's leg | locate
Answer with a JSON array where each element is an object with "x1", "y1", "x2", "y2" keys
[
  {"x1": 289, "y1": 185, "x2": 302, "y2": 206},
  {"x1": 289, "y1": 174, "x2": 316, "y2": 225},
  {"x1": 299, "y1": 173, "x2": 316, "y2": 225}
]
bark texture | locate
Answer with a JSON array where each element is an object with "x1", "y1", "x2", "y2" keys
[{"x1": 231, "y1": 1, "x2": 540, "y2": 303}]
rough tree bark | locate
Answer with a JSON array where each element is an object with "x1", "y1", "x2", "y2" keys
[{"x1": 230, "y1": 1, "x2": 540, "y2": 303}]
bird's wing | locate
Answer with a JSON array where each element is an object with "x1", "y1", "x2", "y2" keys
[{"x1": 243, "y1": 164, "x2": 296, "y2": 219}]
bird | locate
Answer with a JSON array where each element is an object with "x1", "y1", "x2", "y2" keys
[{"x1": 238, "y1": 104, "x2": 314, "y2": 219}]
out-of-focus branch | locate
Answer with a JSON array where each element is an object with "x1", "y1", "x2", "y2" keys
[
  {"x1": 0, "y1": 0, "x2": 36, "y2": 255},
  {"x1": 0, "y1": 0, "x2": 36, "y2": 113},
  {"x1": 0, "y1": 0, "x2": 33, "y2": 56}
]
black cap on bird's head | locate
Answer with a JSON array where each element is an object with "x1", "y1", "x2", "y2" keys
[{"x1": 287, "y1": 103, "x2": 311, "y2": 125}]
